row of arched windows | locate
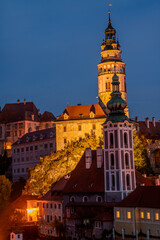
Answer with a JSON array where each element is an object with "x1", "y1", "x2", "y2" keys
[
  {"x1": 70, "y1": 195, "x2": 103, "y2": 203},
  {"x1": 109, "y1": 132, "x2": 129, "y2": 149}
]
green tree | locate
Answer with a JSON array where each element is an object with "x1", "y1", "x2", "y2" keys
[
  {"x1": 133, "y1": 132, "x2": 152, "y2": 174},
  {"x1": 23, "y1": 133, "x2": 103, "y2": 195},
  {"x1": 0, "y1": 175, "x2": 12, "y2": 208}
]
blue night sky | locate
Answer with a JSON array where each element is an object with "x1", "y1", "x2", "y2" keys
[{"x1": 0, "y1": 0, "x2": 160, "y2": 120}]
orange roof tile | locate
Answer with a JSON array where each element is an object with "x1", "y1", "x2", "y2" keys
[{"x1": 57, "y1": 104, "x2": 106, "y2": 121}]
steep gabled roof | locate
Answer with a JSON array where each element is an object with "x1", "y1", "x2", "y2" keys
[
  {"x1": 40, "y1": 111, "x2": 56, "y2": 122},
  {"x1": 115, "y1": 186, "x2": 160, "y2": 208},
  {"x1": 12, "y1": 195, "x2": 40, "y2": 209},
  {"x1": 39, "y1": 177, "x2": 69, "y2": 201},
  {"x1": 63, "y1": 150, "x2": 104, "y2": 194},
  {"x1": 0, "y1": 102, "x2": 40, "y2": 123},
  {"x1": 57, "y1": 104, "x2": 106, "y2": 121}
]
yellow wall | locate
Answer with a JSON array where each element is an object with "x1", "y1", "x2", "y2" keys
[{"x1": 56, "y1": 118, "x2": 106, "y2": 151}]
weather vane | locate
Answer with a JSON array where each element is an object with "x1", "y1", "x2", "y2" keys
[{"x1": 108, "y1": 3, "x2": 112, "y2": 13}]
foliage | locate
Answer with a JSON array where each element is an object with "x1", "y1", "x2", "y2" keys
[
  {"x1": 0, "y1": 175, "x2": 12, "y2": 207},
  {"x1": 23, "y1": 134, "x2": 103, "y2": 195},
  {"x1": 133, "y1": 132, "x2": 152, "y2": 174},
  {"x1": 0, "y1": 151, "x2": 12, "y2": 176},
  {"x1": 9, "y1": 206, "x2": 27, "y2": 228}
]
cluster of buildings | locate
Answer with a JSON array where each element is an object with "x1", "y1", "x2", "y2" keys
[{"x1": 4, "y1": 9, "x2": 160, "y2": 240}]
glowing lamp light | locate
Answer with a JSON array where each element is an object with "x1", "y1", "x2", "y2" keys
[{"x1": 27, "y1": 208, "x2": 38, "y2": 213}]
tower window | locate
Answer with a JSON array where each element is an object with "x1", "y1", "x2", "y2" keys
[
  {"x1": 125, "y1": 153, "x2": 129, "y2": 169},
  {"x1": 110, "y1": 133, "x2": 114, "y2": 148},
  {"x1": 126, "y1": 174, "x2": 130, "y2": 189},
  {"x1": 110, "y1": 154, "x2": 114, "y2": 169},
  {"x1": 124, "y1": 132, "x2": 128, "y2": 148},
  {"x1": 106, "y1": 82, "x2": 110, "y2": 91},
  {"x1": 111, "y1": 174, "x2": 115, "y2": 190}
]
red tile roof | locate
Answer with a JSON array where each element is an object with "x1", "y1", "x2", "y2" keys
[
  {"x1": 138, "y1": 121, "x2": 160, "y2": 140},
  {"x1": 12, "y1": 195, "x2": 40, "y2": 209},
  {"x1": 135, "y1": 170, "x2": 154, "y2": 186},
  {"x1": 39, "y1": 177, "x2": 69, "y2": 201},
  {"x1": 40, "y1": 111, "x2": 56, "y2": 122},
  {"x1": 115, "y1": 186, "x2": 160, "y2": 208},
  {"x1": 0, "y1": 102, "x2": 40, "y2": 123},
  {"x1": 57, "y1": 104, "x2": 106, "y2": 121},
  {"x1": 63, "y1": 150, "x2": 104, "y2": 194}
]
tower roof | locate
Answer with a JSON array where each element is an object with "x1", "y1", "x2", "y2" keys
[{"x1": 104, "y1": 71, "x2": 130, "y2": 124}]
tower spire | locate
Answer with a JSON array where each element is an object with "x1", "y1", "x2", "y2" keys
[{"x1": 108, "y1": 10, "x2": 112, "y2": 26}]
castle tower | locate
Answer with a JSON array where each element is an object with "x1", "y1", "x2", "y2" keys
[
  {"x1": 98, "y1": 11, "x2": 129, "y2": 116},
  {"x1": 103, "y1": 71, "x2": 136, "y2": 202}
]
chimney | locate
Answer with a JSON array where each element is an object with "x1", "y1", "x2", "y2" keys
[
  {"x1": 152, "y1": 117, "x2": 155, "y2": 127},
  {"x1": 31, "y1": 114, "x2": 34, "y2": 121},
  {"x1": 85, "y1": 148, "x2": 92, "y2": 169},
  {"x1": 135, "y1": 116, "x2": 138, "y2": 122},
  {"x1": 96, "y1": 147, "x2": 103, "y2": 168},
  {"x1": 145, "y1": 117, "x2": 149, "y2": 128},
  {"x1": 17, "y1": 99, "x2": 20, "y2": 104},
  {"x1": 24, "y1": 99, "x2": 26, "y2": 105},
  {"x1": 38, "y1": 109, "x2": 40, "y2": 116}
]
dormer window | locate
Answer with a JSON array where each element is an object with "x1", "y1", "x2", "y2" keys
[
  {"x1": 33, "y1": 135, "x2": 36, "y2": 141},
  {"x1": 90, "y1": 111, "x2": 95, "y2": 118},
  {"x1": 50, "y1": 132, "x2": 54, "y2": 138},
  {"x1": 26, "y1": 136, "x2": 30, "y2": 142},
  {"x1": 40, "y1": 134, "x2": 43, "y2": 140},
  {"x1": 83, "y1": 196, "x2": 88, "y2": 202},
  {"x1": 64, "y1": 113, "x2": 69, "y2": 120}
]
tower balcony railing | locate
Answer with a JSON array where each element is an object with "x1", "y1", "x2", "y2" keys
[
  {"x1": 101, "y1": 56, "x2": 122, "y2": 62},
  {"x1": 98, "y1": 70, "x2": 125, "y2": 76}
]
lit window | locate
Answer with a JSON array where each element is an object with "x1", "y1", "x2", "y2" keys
[
  {"x1": 127, "y1": 211, "x2": 131, "y2": 219},
  {"x1": 147, "y1": 212, "x2": 150, "y2": 220},
  {"x1": 78, "y1": 125, "x2": 81, "y2": 131},
  {"x1": 116, "y1": 211, "x2": 120, "y2": 219},
  {"x1": 155, "y1": 213, "x2": 159, "y2": 221},
  {"x1": 140, "y1": 212, "x2": 144, "y2": 219}
]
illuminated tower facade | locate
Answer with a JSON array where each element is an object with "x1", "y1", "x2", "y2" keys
[
  {"x1": 98, "y1": 11, "x2": 129, "y2": 116},
  {"x1": 103, "y1": 72, "x2": 136, "y2": 202}
]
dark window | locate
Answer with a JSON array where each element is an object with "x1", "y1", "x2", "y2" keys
[
  {"x1": 50, "y1": 203, "x2": 53, "y2": 208},
  {"x1": 47, "y1": 215, "x2": 49, "y2": 223},
  {"x1": 64, "y1": 126, "x2": 66, "y2": 132},
  {"x1": 44, "y1": 144, "x2": 48, "y2": 149},
  {"x1": 124, "y1": 132, "x2": 128, "y2": 148},
  {"x1": 58, "y1": 204, "x2": 61, "y2": 209},
  {"x1": 97, "y1": 196, "x2": 102, "y2": 202},
  {"x1": 106, "y1": 172, "x2": 110, "y2": 191},
  {"x1": 111, "y1": 175, "x2": 115, "y2": 190},
  {"x1": 7, "y1": 131, "x2": 10, "y2": 137},
  {"x1": 126, "y1": 174, "x2": 130, "y2": 189},
  {"x1": 110, "y1": 133, "x2": 114, "y2": 148},
  {"x1": 43, "y1": 203, "x2": 45, "y2": 208},
  {"x1": 92, "y1": 124, "x2": 96, "y2": 130},
  {"x1": 83, "y1": 196, "x2": 88, "y2": 202},
  {"x1": 78, "y1": 125, "x2": 81, "y2": 131},
  {"x1": 17, "y1": 148, "x2": 20, "y2": 153},
  {"x1": 50, "y1": 143, "x2": 53, "y2": 148},
  {"x1": 110, "y1": 154, "x2": 114, "y2": 169},
  {"x1": 54, "y1": 204, "x2": 57, "y2": 209},
  {"x1": 105, "y1": 151, "x2": 109, "y2": 170},
  {"x1": 64, "y1": 138, "x2": 67, "y2": 144},
  {"x1": 26, "y1": 147, "x2": 29, "y2": 151},
  {"x1": 21, "y1": 148, "x2": 24, "y2": 152},
  {"x1": 105, "y1": 132, "x2": 108, "y2": 149},
  {"x1": 106, "y1": 82, "x2": 110, "y2": 91},
  {"x1": 35, "y1": 145, "x2": 38, "y2": 150},
  {"x1": 125, "y1": 154, "x2": 129, "y2": 169},
  {"x1": 59, "y1": 216, "x2": 61, "y2": 222},
  {"x1": 22, "y1": 168, "x2": 24, "y2": 172},
  {"x1": 30, "y1": 146, "x2": 33, "y2": 151},
  {"x1": 17, "y1": 168, "x2": 20, "y2": 173}
]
